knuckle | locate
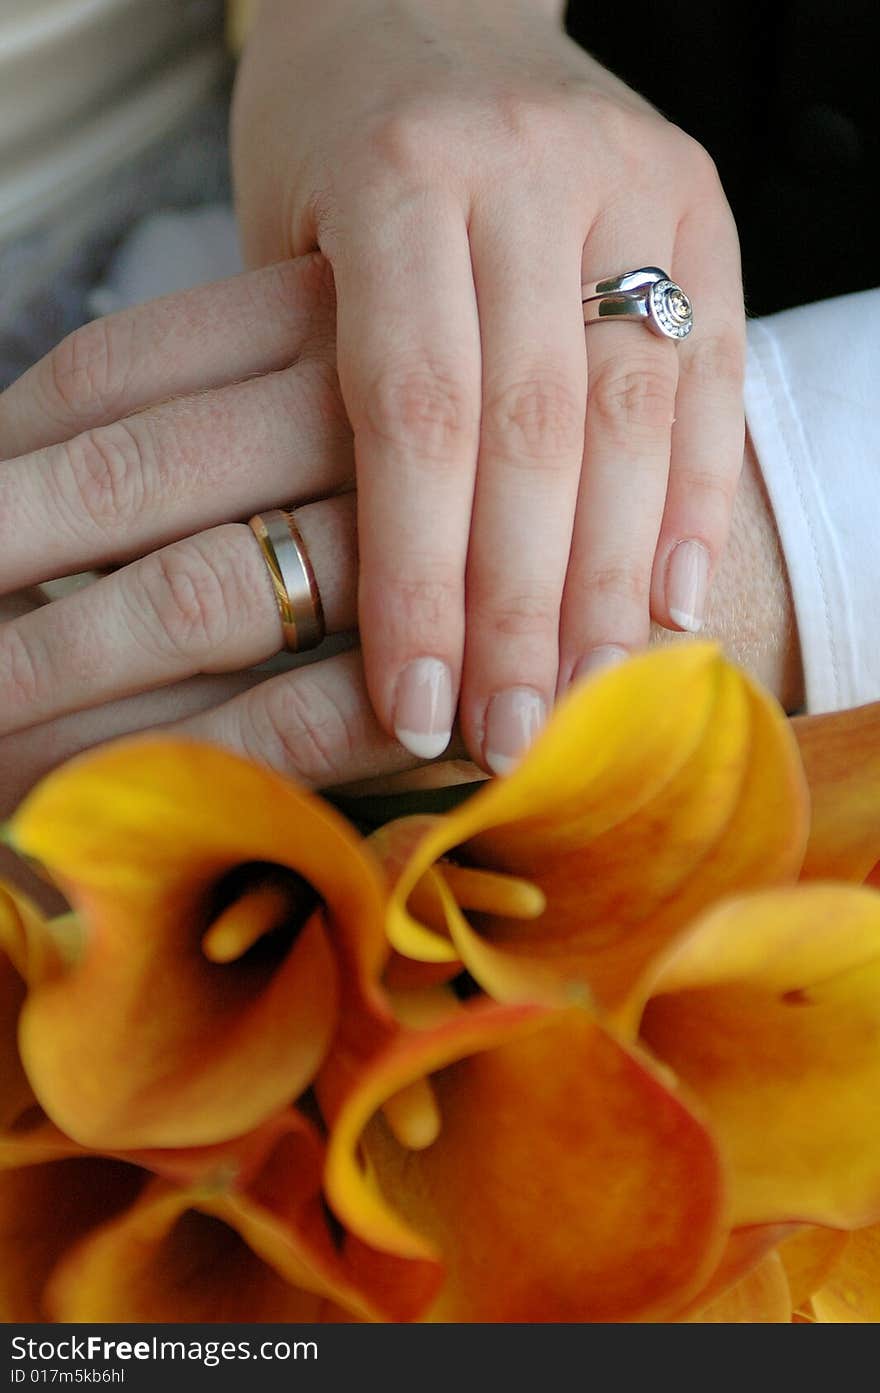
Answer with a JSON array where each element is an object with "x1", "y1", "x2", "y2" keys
[
  {"x1": 473, "y1": 587, "x2": 559, "y2": 641},
  {"x1": 48, "y1": 315, "x2": 131, "y2": 422},
  {"x1": 590, "y1": 359, "x2": 677, "y2": 435},
  {"x1": 361, "y1": 361, "x2": 477, "y2": 461},
  {"x1": 0, "y1": 625, "x2": 43, "y2": 714},
  {"x1": 365, "y1": 107, "x2": 445, "y2": 176},
  {"x1": 137, "y1": 539, "x2": 235, "y2": 660},
  {"x1": 383, "y1": 573, "x2": 462, "y2": 634},
  {"x1": 246, "y1": 677, "x2": 355, "y2": 786},
  {"x1": 678, "y1": 130, "x2": 724, "y2": 192},
  {"x1": 675, "y1": 465, "x2": 740, "y2": 518},
  {"x1": 492, "y1": 92, "x2": 568, "y2": 150},
  {"x1": 595, "y1": 105, "x2": 666, "y2": 179},
  {"x1": 686, "y1": 329, "x2": 745, "y2": 393},
  {"x1": 580, "y1": 562, "x2": 651, "y2": 609},
  {"x1": 58, "y1": 421, "x2": 149, "y2": 533},
  {"x1": 482, "y1": 372, "x2": 584, "y2": 463}
]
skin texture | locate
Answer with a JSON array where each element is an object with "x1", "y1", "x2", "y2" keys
[{"x1": 231, "y1": 0, "x2": 746, "y2": 771}]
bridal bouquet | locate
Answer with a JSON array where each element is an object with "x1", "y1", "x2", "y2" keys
[{"x1": 2, "y1": 644, "x2": 879, "y2": 1322}]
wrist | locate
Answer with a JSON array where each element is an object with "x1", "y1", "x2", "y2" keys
[{"x1": 248, "y1": 0, "x2": 566, "y2": 49}]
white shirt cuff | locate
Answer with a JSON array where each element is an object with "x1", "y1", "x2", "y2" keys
[{"x1": 745, "y1": 289, "x2": 880, "y2": 713}]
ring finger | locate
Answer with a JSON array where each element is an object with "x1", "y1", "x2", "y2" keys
[{"x1": 0, "y1": 493, "x2": 358, "y2": 739}]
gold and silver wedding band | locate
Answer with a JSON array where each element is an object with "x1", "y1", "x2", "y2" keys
[{"x1": 248, "y1": 508, "x2": 326, "y2": 652}]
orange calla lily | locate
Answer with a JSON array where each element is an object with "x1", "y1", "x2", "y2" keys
[
  {"x1": 0, "y1": 1154, "x2": 146, "y2": 1322},
  {"x1": 5, "y1": 738, "x2": 389, "y2": 1149},
  {"x1": 0, "y1": 917, "x2": 430, "y2": 1324},
  {"x1": 46, "y1": 1178, "x2": 329, "y2": 1323},
  {"x1": 40, "y1": 1112, "x2": 438, "y2": 1324},
  {"x1": 381, "y1": 645, "x2": 808, "y2": 1010},
  {"x1": 639, "y1": 884, "x2": 880, "y2": 1229},
  {"x1": 1, "y1": 870, "x2": 438, "y2": 1324},
  {"x1": 0, "y1": 1114, "x2": 437, "y2": 1324},
  {"x1": 323, "y1": 994, "x2": 728, "y2": 1322}
]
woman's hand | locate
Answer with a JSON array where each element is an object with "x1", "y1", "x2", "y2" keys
[{"x1": 232, "y1": 0, "x2": 746, "y2": 772}]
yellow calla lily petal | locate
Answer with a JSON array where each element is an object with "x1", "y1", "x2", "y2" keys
[
  {"x1": 0, "y1": 883, "x2": 75, "y2": 989},
  {"x1": 371, "y1": 817, "x2": 459, "y2": 966},
  {"x1": 46, "y1": 1181, "x2": 327, "y2": 1323},
  {"x1": 673, "y1": 1223, "x2": 798, "y2": 1319},
  {"x1": 0, "y1": 900, "x2": 34, "y2": 1137},
  {"x1": 7, "y1": 739, "x2": 389, "y2": 1149},
  {"x1": 777, "y1": 1226, "x2": 849, "y2": 1311},
  {"x1": 383, "y1": 647, "x2": 807, "y2": 1010},
  {"x1": 810, "y1": 1226, "x2": 880, "y2": 1321},
  {"x1": 46, "y1": 1114, "x2": 439, "y2": 1324},
  {"x1": 641, "y1": 884, "x2": 880, "y2": 1228},
  {"x1": 0, "y1": 1121, "x2": 84, "y2": 1172},
  {"x1": 685, "y1": 1251, "x2": 792, "y2": 1322},
  {"x1": 0, "y1": 885, "x2": 74, "y2": 1142},
  {"x1": 794, "y1": 701, "x2": 880, "y2": 885}
]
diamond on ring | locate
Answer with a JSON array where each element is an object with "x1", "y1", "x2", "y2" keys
[{"x1": 648, "y1": 279, "x2": 694, "y2": 340}]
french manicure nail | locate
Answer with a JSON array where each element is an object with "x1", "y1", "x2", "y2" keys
[
  {"x1": 571, "y1": 644, "x2": 629, "y2": 684},
  {"x1": 393, "y1": 657, "x2": 454, "y2": 759},
  {"x1": 484, "y1": 686, "x2": 547, "y2": 777},
  {"x1": 666, "y1": 539, "x2": 710, "y2": 633}
]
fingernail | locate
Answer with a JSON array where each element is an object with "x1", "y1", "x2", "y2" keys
[
  {"x1": 484, "y1": 686, "x2": 547, "y2": 777},
  {"x1": 571, "y1": 644, "x2": 629, "y2": 684},
  {"x1": 666, "y1": 540, "x2": 710, "y2": 633},
  {"x1": 393, "y1": 658, "x2": 454, "y2": 759}
]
